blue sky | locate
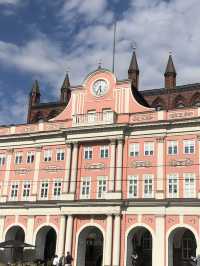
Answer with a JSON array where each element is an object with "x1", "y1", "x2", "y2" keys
[{"x1": 0, "y1": 0, "x2": 199, "y2": 124}]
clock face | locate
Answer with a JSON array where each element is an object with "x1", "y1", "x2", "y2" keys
[{"x1": 92, "y1": 79, "x2": 108, "y2": 96}]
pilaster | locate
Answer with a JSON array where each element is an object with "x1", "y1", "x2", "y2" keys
[
  {"x1": 65, "y1": 215, "x2": 73, "y2": 254},
  {"x1": 58, "y1": 215, "x2": 66, "y2": 256},
  {"x1": 155, "y1": 137, "x2": 165, "y2": 199},
  {"x1": 69, "y1": 142, "x2": 78, "y2": 195},
  {"x1": 105, "y1": 215, "x2": 113, "y2": 266},
  {"x1": 112, "y1": 215, "x2": 121, "y2": 266}
]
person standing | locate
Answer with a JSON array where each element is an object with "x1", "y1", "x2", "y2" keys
[
  {"x1": 52, "y1": 255, "x2": 59, "y2": 266},
  {"x1": 66, "y1": 252, "x2": 73, "y2": 266},
  {"x1": 59, "y1": 253, "x2": 66, "y2": 266}
]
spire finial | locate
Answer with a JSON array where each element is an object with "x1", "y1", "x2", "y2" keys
[{"x1": 98, "y1": 59, "x2": 102, "y2": 69}]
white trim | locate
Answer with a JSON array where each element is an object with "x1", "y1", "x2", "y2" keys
[
  {"x1": 183, "y1": 173, "x2": 196, "y2": 198},
  {"x1": 143, "y1": 174, "x2": 154, "y2": 198},
  {"x1": 3, "y1": 223, "x2": 26, "y2": 240},
  {"x1": 167, "y1": 173, "x2": 179, "y2": 198},
  {"x1": 80, "y1": 177, "x2": 91, "y2": 199}
]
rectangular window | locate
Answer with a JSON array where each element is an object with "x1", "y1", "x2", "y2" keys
[
  {"x1": 0, "y1": 154, "x2": 6, "y2": 166},
  {"x1": 84, "y1": 147, "x2": 92, "y2": 160},
  {"x1": 184, "y1": 140, "x2": 195, "y2": 154},
  {"x1": 40, "y1": 181, "x2": 49, "y2": 199},
  {"x1": 87, "y1": 110, "x2": 96, "y2": 123},
  {"x1": 128, "y1": 176, "x2": 138, "y2": 198},
  {"x1": 80, "y1": 177, "x2": 91, "y2": 199},
  {"x1": 184, "y1": 173, "x2": 195, "y2": 198},
  {"x1": 22, "y1": 181, "x2": 31, "y2": 199},
  {"x1": 168, "y1": 174, "x2": 178, "y2": 198},
  {"x1": 144, "y1": 175, "x2": 153, "y2": 198},
  {"x1": 44, "y1": 150, "x2": 52, "y2": 162},
  {"x1": 53, "y1": 180, "x2": 62, "y2": 198},
  {"x1": 129, "y1": 143, "x2": 139, "y2": 157},
  {"x1": 97, "y1": 176, "x2": 107, "y2": 199},
  {"x1": 100, "y1": 146, "x2": 109, "y2": 158},
  {"x1": 10, "y1": 182, "x2": 19, "y2": 200},
  {"x1": 168, "y1": 141, "x2": 178, "y2": 155},
  {"x1": 15, "y1": 152, "x2": 23, "y2": 164},
  {"x1": 27, "y1": 151, "x2": 35, "y2": 163},
  {"x1": 144, "y1": 142, "x2": 154, "y2": 156},
  {"x1": 56, "y1": 149, "x2": 65, "y2": 161}
]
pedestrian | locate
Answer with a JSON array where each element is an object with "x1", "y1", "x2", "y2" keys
[
  {"x1": 131, "y1": 249, "x2": 138, "y2": 266},
  {"x1": 59, "y1": 253, "x2": 66, "y2": 266},
  {"x1": 52, "y1": 255, "x2": 59, "y2": 266},
  {"x1": 66, "y1": 252, "x2": 73, "y2": 266}
]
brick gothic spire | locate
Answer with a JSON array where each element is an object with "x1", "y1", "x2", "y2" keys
[
  {"x1": 128, "y1": 49, "x2": 139, "y2": 89},
  {"x1": 60, "y1": 72, "x2": 71, "y2": 103},
  {"x1": 30, "y1": 80, "x2": 40, "y2": 105},
  {"x1": 164, "y1": 54, "x2": 176, "y2": 89}
]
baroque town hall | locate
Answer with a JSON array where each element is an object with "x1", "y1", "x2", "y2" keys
[{"x1": 0, "y1": 50, "x2": 200, "y2": 266}]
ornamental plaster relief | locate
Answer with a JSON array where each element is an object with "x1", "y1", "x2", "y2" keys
[
  {"x1": 18, "y1": 216, "x2": 27, "y2": 228},
  {"x1": 34, "y1": 216, "x2": 46, "y2": 230},
  {"x1": 4, "y1": 216, "x2": 15, "y2": 229},
  {"x1": 49, "y1": 215, "x2": 60, "y2": 228},
  {"x1": 183, "y1": 215, "x2": 199, "y2": 233},
  {"x1": 142, "y1": 215, "x2": 155, "y2": 231},
  {"x1": 165, "y1": 215, "x2": 179, "y2": 231}
]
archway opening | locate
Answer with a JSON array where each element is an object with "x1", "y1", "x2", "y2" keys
[
  {"x1": 5, "y1": 226, "x2": 25, "y2": 263},
  {"x1": 35, "y1": 226, "x2": 57, "y2": 262},
  {"x1": 126, "y1": 226, "x2": 152, "y2": 266},
  {"x1": 77, "y1": 226, "x2": 104, "y2": 266},
  {"x1": 168, "y1": 227, "x2": 197, "y2": 266}
]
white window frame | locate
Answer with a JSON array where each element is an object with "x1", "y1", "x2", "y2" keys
[
  {"x1": 27, "y1": 151, "x2": 35, "y2": 164},
  {"x1": 80, "y1": 177, "x2": 91, "y2": 199},
  {"x1": 10, "y1": 181, "x2": 19, "y2": 200},
  {"x1": 87, "y1": 110, "x2": 96, "y2": 123},
  {"x1": 183, "y1": 140, "x2": 195, "y2": 154},
  {"x1": 22, "y1": 181, "x2": 31, "y2": 200},
  {"x1": 128, "y1": 175, "x2": 138, "y2": 198},
  {"x1": 15, "y1": 152, "x2": 23, "y2": 164},
  {"x1": 129, "y1": 143, "x2": 139, "y2": 157},
  {"x1": 167, "y1": 141, "x2": 178, "y2": 155},
  {"x1": 100, "y1": 146, "x2": 109, "y2": 158},
  {"x1": 56, "y1": 149, "x2": 65, "y2": 161},
  {"x1": 144, "y1": 142, "x2": 154, "y2": 156},
  {"x1": 97, "y1": 176, "x2": 107, "y2": 199},
  {"x1": 0, "y1": 154, "x2": 6, "y2": 166},
  {"x1": 40, "y1": 181, "x2": 49, "y2": 199},
  {"x1": 143, "y1": 174, "x2": 153, "y2": 198},
  {"x1": 84, "y1": 147, "x2": 92, "y2": 160},
  {"x1": 44, "y1": 150, "x2": 52, "y2": 162},
  {"x1": 184, "y1": 173, "x2": 195, "y2": 198},
  {"x1": 53, "y1": 179, "x2": 62, "y2": 199},
  {"x1": 168, "y1": 173, "x2": 178, "y2": 198}
]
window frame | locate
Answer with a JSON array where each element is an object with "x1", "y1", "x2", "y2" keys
[
  {"x1": 15, "y1": 152, "x2": 23, "y2": 164},
  {"x1": 44, "y1": 149, "x2": 52, "y2": 162},
  {"x1": 183, "y1": 140, "x2": 195, "y2": 154},
  {"x1": 143, "y1": 174, "x2": 153, "y2": 198},
  {"x1": 27, "y1": 151, "x2": 35, "y2": 164},
  {"x1": 100, "y1": 146, "x2": 109, "y2": 159},
  {"x1": 168, "y1": 173, "x2": 179, "y2": 198},
  {"x1": 184, "y1": 173, "x2": 195, "y2": 198},
  {"x1": 84, "y1": 147, "x2": 93, "y2": 160},
  {"x1": 56, "y1": 149, "x2": 65, "y2": 161},
  {"x1": 97, "y1": 176, "x2": 107, "y2": 199},
  {"x1": 22, "y1": 181, "x2": 31, "y2": 200},
  {"x1": 167, "y1": 141, "x2": 178, "y2": 155},
  {"x1": 0, "y1": 154, "x2": 6, "y2": 166},
  {"x1": 128, "y1": 175, "x2": 138, "y2": 198},
  {"x1": 53, "y1": 179, "x2": 62, "y2": 199},
  {"x1": 129, "y1": 143, "x2": 139, "y2": 157},
  {"x1": 40, "y1": 181, "x2": 49, "y2": 199},
  {"x1": 144, "y1": 142, "x2": 154, "y2": 156},
  {"x1": 10, "y1": 181, "x2": 19, "y2": 200},
  {"x1": 80, "y1": 177, "x2": 91, "y2": 199}
]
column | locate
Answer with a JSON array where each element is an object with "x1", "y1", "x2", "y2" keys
[
  {"x1": 0, "y1": 216, "x2": 5, "y2": 241},
  {"x1": 2, "y1": 149, "x2": 13, "y2": 198},
  {"x1": 112, "y1": 215, "x2": 121, "y2": 266},
  {"x1": 154, "y1": 215, "x2": 165, "y2": 266},
  {"x1": 156, "y1": 137, "x2": 165, "y2": 199},
  {"x1": 109, "y1": 140, "x2": 116, "y2": 192},
  {"x1": 58, "y1": 215, "x2": 66, "y2": 256},
  {"x1": 69, "y1": 143, "x2": 78, "y2": 194},
  {"x1": 105, "y1": 215, "x2": 113, "y2": 266},
  {"x1": 26, "y1": 216, "x2": 35, "y2": 244},
  {"x1": 116, "y1": 139, "x2": 123, "y2": 192},
  {"x1": 65, "y1": 215, "x2": 73, "y2": 254},
  {"x1": 32, "y1": 146, "x2": 42, "y2": 197},
  {"x1": 63, "y1": 143, "x2": 72, "y2": 194}
]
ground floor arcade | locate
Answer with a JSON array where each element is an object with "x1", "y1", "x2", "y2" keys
[{"x1": 0, "y1": 204, "x2": 199, "y2": 266}]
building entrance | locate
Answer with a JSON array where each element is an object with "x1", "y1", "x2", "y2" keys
[
  {"x1": 168, "y1": 227, "x2": 196, "y2": 266},
  {"x1": 5, "y1": 226, "x2": 25, "y2": 263},
  {"x1": 77, "y1": 226, "x2": 103, "y2": 266},
  {"x1": 126, "y1": 226, "x2": 152, "y2": 266},
  {"x1": 35, "y1": 226, "x2": 57, "y2": 261}
]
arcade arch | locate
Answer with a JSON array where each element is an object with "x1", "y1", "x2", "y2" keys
[{"x1": 77, "y1": 226, "x2": 104, "y2": 266}]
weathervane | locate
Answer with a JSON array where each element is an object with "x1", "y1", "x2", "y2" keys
[
  {"x1": 132, "y1": 40, "x2": 137, "y2": 51},
  {"x1": 98, "y1": 59, "x2": 102, "y2": 69}
]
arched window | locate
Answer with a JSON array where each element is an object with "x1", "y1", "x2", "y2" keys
[
  {"x1": 191, "y1": 93, "x2": 200, "y2": 107},
  {"x1": 152, "y1": 97, "x2": 165, "y2": 111},
  {"x1": 174, "y1": 95, "x2": 186, "y2": 109}
]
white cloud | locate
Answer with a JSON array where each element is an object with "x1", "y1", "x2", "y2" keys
[{"x1": 0, "y1": 0, "x2": 21, "y2": 5}]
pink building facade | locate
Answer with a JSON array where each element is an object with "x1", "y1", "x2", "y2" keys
[{"x1": 0, "y1": 65, "x2": 200, "y2": 266}]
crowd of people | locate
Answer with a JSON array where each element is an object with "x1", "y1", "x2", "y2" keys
[{"x1": 52, "y1": 252, "x2": 73, "y2": 266}]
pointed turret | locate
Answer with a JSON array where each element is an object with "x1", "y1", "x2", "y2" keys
[
  {"x1": 128, "y1": 49, "x2": 139, "y2": 89},
  {"x1": 164, "y1": 54, "x2": 176, "y2": 89},
  {"x1": 30, "y1": 80, "x2": 40, "y2": 105},
  {"x1": 60, "y1": 72, "x2": 71, "y2": 103}
]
